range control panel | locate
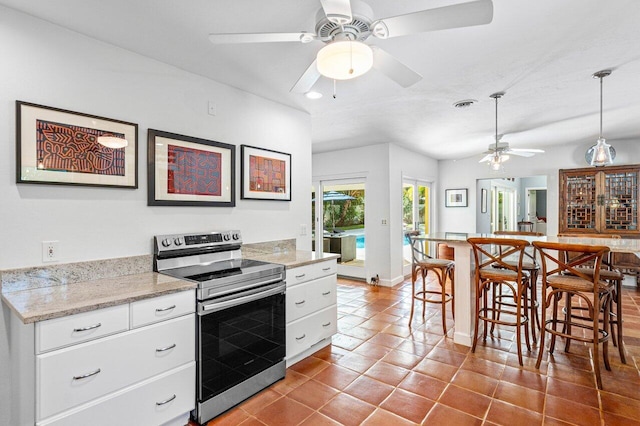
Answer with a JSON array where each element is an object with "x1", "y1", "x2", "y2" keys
[{"x1": 154, "y1": 230, "x2": 241, "y2": 252}]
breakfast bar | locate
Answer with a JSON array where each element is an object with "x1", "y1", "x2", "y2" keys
[{"x1": 414, "y1": 233, "x2": 640, "y2": 347}]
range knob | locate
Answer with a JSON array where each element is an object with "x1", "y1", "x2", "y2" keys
[
  {"x1": 223, "y1": 234, "x2": 231, "y2": 241},
  {"x1": 232, "y1": 233, "x2": 240, "y2": 240},
  {"x1": 174, "y1": 238, "x2": 183, "y2": 246},
  {"x1": 161, "y1": 238, "x2": 172, "y2": 247}
]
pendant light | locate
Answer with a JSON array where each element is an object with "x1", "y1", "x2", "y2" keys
[
  {"x1": 589, "y1": 70, "x2": 613, "y2": 167},
  {"x1": 489, "y1": 92, "x2": 507, "y2": 172}
]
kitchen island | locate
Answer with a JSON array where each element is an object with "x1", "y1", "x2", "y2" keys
[{"x1": 414, "y1": 233, "x2": 640, "y2": 347}]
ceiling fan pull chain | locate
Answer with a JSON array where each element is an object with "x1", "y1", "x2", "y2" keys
[
  {"x1": 333, "y1": 79, "x2": 337, "y2": 99},
  {"x1": 349, "y1": 40, "x2": 354, "y2": 75}
]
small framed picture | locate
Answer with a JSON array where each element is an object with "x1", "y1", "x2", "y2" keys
[
  {"x1": 148, "y1": 129, "x2": 235, "y2": 207},
  {"x1": 481, "y1": 188, "x2": 488, "y2": 213},
  {"x1": 241, "y1": 145, "x2": 291, "y2": 201},
  {"x1": 445, "y1": 188, "x2": 468, "y2": 207},
  {"x1": 16, "y1": 101, "x2": 138, "y2": 188}
]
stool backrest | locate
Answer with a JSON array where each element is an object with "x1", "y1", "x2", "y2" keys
[
  {"x1": 467, "y1": 237, "x2": 529, "y2": 281},
  {"x1": 405, "y1": 231, "x2": 432, "y2": 264},
  {"x1": 533, "y1": 241, "x2": 610, "y2": 283}
]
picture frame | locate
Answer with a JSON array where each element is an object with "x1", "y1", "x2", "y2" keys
[
  {"x1": 241, "y1": 145, "x2": 291, "y2": 201},
  {"x1": 481, "y1": 188, "x2": 488, "y2": 213},
  {"x1": 445, "y1": 188, "x2": 468, "y2": 207},
  {"x1": 16, "y1": 101, "x2": 138, "y2": 188},
  {"x1": 147, "y1": 129, "x2": 235, "y2": 207}
]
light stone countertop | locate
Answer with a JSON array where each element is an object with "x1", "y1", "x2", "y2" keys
[
  {"x1": 1, "y1": 272, "x2": 196, "y2": 324},
  {"x1": 243, "y1": 250, "x2": 340, "y2": 268}
]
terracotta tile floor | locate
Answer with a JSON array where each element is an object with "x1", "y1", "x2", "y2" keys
[{"x1": 203, "y1": 277, "x2": 640, "y2": 426}]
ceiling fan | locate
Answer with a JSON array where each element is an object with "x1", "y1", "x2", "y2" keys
[
  {"x1": 208, "y1": 0, "x2": 494, "y2": 93},
  {"x1": 479, "y1": 92, "x2": 544, "y2": 170}
]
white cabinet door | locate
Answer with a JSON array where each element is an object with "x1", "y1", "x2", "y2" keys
[
  {"x1": 286, "y1": 305, "x2": 337, "y2": 360},
  {"x1": 286, "y1": 275, "x2": 337, "y2": 323},
  {"x1": 37, "y1": 314, "x2": 195, "y2": 420}
]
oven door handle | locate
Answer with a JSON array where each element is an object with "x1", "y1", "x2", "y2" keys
[{"x1": 199, "y1": 283, "x2": 285, "y2": 314}]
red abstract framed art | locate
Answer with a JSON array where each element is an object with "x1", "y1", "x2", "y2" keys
[
  {"x1": 147, "y1": 129, "x2": 235, "y2": 207},
  {"x1": 241, "y1": 145, "x2": 291, "y2": 201},
  {"x1": 16, "y1": 101, "x2": 138, "y2": 188}
]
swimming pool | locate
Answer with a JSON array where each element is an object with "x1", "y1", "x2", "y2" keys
[{"x1": 356, "y1": 235, "x2": 410, "y2": 249}]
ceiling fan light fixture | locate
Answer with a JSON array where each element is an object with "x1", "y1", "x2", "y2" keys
[
  {"x1": 316, "y1": 40, "x2": 373, "y2": 80},
  {"x1": 97, "y1": 135, "x2": 128, "y2": 149}
]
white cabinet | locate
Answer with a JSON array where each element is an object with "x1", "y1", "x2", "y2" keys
[
  {"x1": 11, "y1": 290, "x2": 196, "y2": 426},
  {"x1": 285, "y1": 260, "x2": 337, "y2": 366}
]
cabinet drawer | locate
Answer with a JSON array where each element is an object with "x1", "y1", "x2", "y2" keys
[
  {"x1": 286, "y1": 275, "x2": 337, "y2": 322},
  {"x1": 130, "y1": 290, "x2": 195, "y2": 328},
  {"x1": 37, "y1": 314, "x2": 195, "y2": 420},
  {"x1": 37, "y1": 362, "x2": 195, "y2": 426},
  {"x1": 36, "y1": 304, "x2": 129, "y2": 354},
  {"x1": 287, "y1": 260, "x2": 336, "y2": 286},
  {"x1": 286, "y1": 305, "x2": 337, "y2": 360}
]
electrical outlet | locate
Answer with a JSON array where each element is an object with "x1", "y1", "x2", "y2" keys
[
  {"x1": 42, "y1": 241, "x2": 59, "y2": 262},
  {"x1": 300, "y1": 224, "x2": 307, "y2": 236},
  {"x1": 381, "y1": 219, "x2": 388, "y2": 225},
  {"x1": 208, "y1": 101, "x2": 216, "y2": 116}
]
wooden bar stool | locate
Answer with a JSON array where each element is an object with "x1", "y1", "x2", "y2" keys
[
  {"x1": 407, "y1": 232, "x2": 454, "y2": 334},
  {"x1": 494, "y1": 231, "x2": 543, "y2": 343},
  {"x1": 533, "y1": 241, "x2": 614, "y2": 389},
  {"x1": 467, "y1": 237, "x2": 531, "y2": 365}
]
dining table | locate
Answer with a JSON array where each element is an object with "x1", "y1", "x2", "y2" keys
[{"x1": 414, "y1": 232, "x2": 640, "y2": 347}]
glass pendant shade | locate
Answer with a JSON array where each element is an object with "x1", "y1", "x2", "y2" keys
[
  {"x1": 317, "y1": 40, "x2": 373, "y2": 80},
  {"x1": 97, "y1": 136, "x2": 128, "y2": 149},
  {"x1": 590, "y1": 137, "x2": 613, "y2": 166}
]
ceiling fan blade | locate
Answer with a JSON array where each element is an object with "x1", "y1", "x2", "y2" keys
[
  {"x1": 509, "y1": 148, "x2": 545, "y2": 153},
  {"x1": 209, "y1": 32, "x2": 315, "y2": 44},
  {"x1": 371, "y1": 47, "x2": 422, "y2": 88},
  {"x1": 320, "y1": 0, "x2": 352, "y2": 25},
  {"x1": 290, "y1": 59, "x2": 321, "y2": 93},
  {"x1": 479, "y1": 154, "x2": 493, "y2": 163},
  {"x1": 505, "y1": 150, "x2": 535, "y2": 158},
  {"x1": 371, "y1": 0, "x2": 493, "y2": 39}
]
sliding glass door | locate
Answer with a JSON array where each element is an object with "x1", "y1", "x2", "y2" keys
[{"x1": 402, "y1": 179, "x2": 431, "y2": 275}]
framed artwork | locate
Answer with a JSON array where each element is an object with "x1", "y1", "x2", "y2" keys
[
  {"x1": 147, "y1": 129, "x2": 235, "y2": 207},
  {"x1": 481, "y1": 188, "x2": 488, "y2": 213},
  {"x1": 16, "y1": 101, "x2": 138, "y2": 188},
  {"x1": 445, "y1": 188, "x2": 468, "y2": 207},
  {"x1": 241, "y1": 145, "x2": 291, "y2": 201}
]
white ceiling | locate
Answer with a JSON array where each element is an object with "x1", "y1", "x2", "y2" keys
[{"x1": 3, "y1": 0, "x2": 639, "y2": 160}]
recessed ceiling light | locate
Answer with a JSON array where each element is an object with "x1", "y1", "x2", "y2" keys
[
  {"x1": 453, "y1": 99, "x2": 477, "y2": 108},
  {"x1": 305, "y1": 91, "x2": 323, "y2": 99}
]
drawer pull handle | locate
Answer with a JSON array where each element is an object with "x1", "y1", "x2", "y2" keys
[
  {"x1": 156, "y1": 305, "x2": 176, "y2": 313},
  {"x1": 322, "y1": 267, "x2": 331, "y2": 271},
  {"x1": 322, "y1": 291, "x2": 331, "y2": 296},
  {"x1": 73, "y1": 368, "x2": 101, "y2": 381},
  {"x1": 156, "y1": 343, "x2": 177, "y2": 353},
  {"x1": 295, "y1": 334, "x2": 306, "y2": 341},
  {"x1": 156, "y1": 394, "x2": 176, "y2": 406},
  {"x1": 73, "y1": 323, "x2": 102, "y2": 332},
  {"x1": 295, "y1": 300, "x2": 306, "y2": 305},
  {"x1": 323, "y1": 322, "x2": 332, "y2": 327},
  {"x1": 295, "y1": 274, "x2": 306, "y2": 279}
]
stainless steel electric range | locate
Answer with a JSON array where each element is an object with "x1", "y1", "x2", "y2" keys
[{"x1": 153, "y1": 230, "x2": 286, "y2": 425}]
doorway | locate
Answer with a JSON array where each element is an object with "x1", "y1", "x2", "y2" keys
[
  {"x1": 491, "y1": 185, "x2": 516, "y2": 232},
  {"x1": 402, "y1": 179, "x2": 431, "y2": 276},
  {"x1": 312, "y1": 179, "x2": 366, "y2": 279}
]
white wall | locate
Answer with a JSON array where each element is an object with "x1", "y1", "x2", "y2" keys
[
  {"x1": 0, "y1": 7, "x2": 312, "y2": 424},
  {"x1": 439, "y1": 139, "x2": 640, "y2": 235},
  {"x1": 313, "y1": 143, "x2": 438, "y2": 286}
]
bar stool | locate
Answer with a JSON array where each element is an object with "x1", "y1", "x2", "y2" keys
[
  {"x1": 467, "y1": 237, "x2": 531, "y2": 365},
  {"x1": 517, "y1": 221, "x2": 534, "y2": 232},
  {"x1": 533, "y1": 241, "x2": 614, "y2": 389},
  {"x1": 407, "y1": 232, "x2": 454, "y2": 334},
  {"x1": 559, "y1": 234, "x2": 626, "y2": 364},
  {"x1": 494, "y1": 231, "x2": 543, "y2": 342}
]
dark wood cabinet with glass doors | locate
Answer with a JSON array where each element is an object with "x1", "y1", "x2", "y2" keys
[{"x1": 559, "y1": 164, "x2": 640, "y2": 237}]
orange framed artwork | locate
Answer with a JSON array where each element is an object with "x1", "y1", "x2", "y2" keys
[{"x1": 241, "y1": 145, "x2": 291, "y2": 201}]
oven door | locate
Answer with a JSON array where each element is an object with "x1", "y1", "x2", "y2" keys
[{"x1": 197, "y1": 282, "x2": 286, "y2": 404}]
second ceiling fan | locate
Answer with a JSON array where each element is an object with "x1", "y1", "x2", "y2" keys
[{"x1": 209, "y1": 0, "x2": 494, "y2": 93}]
